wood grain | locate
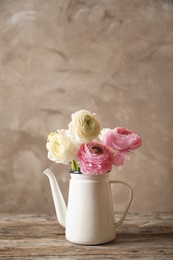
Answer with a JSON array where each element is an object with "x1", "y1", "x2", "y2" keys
[{"x1": 0, "y1": 213, "x2": 173, "y2": 259}]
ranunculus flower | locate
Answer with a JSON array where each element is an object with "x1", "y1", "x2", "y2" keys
[
  {"x1": 112, "y1": 150, "x2": 129, "y2": 166},
  {"x1": 68, "y1": 110, "x2": 101, "y2": 144},
  {"x1": 46, "y1": 130, "x2": 78, "y2": 164},
  {"x1": 101, "y1": 127, "x2": 142, "y2": 166},
  {"x1": 99, "y1": 128, "x2": 111, "y2": 141},
  {"x1": 102, "y1": 127, "x2": 142, "y2": 151},
  {"x1": 77, "y1": 142, "x2": 113, "y2": 175}
]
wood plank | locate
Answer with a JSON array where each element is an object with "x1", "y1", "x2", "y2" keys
[
  {"x1": 0, "y1": 235, "x2": 173, "y2": 257},
  {"x1": 0, "y1": 213, "x2": 172, "y2": 259}
]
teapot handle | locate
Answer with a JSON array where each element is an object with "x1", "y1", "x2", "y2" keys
[{"x1": 110, "y1": 180, "x2": 133, "y2": 228}]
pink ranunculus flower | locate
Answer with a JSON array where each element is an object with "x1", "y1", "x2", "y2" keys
[
  {"x1": 101, "y1": 127, "x2": 142, "y2": 166},
  {"x1": 112, "y1": 150, "x2": 129, "y2": 166},
  {"x1": 102, "y1": 127, "x2": 142, "y2": 151},
  {"x1": 77, "y1": 142, "x2": 113, "y2": 175}
]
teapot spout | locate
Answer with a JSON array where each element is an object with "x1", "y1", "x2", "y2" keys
[{"x1": 43, "y1": 168, "x2": 66, "y2": 227}]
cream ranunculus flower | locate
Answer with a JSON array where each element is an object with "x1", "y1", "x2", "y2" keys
[
  {"x1": 68, "y1": 110, "x2": 101, "y2": 143},
  {"x1": 99, "y1": 128, "x2": 111, "y2": 141},
  {"x1": 46, "y1": 130, "x2": 78, "y2": 164}
]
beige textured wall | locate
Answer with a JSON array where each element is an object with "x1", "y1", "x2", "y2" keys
[{"x1": 0, "y1": 0, "x2": 173, "y2": 214}]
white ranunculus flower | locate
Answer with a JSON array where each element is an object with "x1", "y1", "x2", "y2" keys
[
  {"x1": 46, "y1": 131, "x2": 78, "y2": 164},
  {"x1": 99, "y1": 128, "x2": 111, "y2": 141},
  {"x1": 68, "y1": 110, "x2": 101, "y2": 143}
]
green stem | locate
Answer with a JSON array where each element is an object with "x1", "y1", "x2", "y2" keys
[{"x1": 71, "y1": 160, "x2": 78, "y2": 171}]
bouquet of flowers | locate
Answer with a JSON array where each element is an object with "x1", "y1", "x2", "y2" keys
[{"x1": 46, "y1": 110, "x2": 142, "y2": 175}]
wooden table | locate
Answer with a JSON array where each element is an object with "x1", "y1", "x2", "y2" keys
[{"x1": 0, "y1": 212, "x2": 173, "y2": 259}]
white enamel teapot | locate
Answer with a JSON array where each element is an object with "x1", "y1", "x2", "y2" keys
[{"x1": 43, "y1": 168, "x2": 133, "y2": 245}]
